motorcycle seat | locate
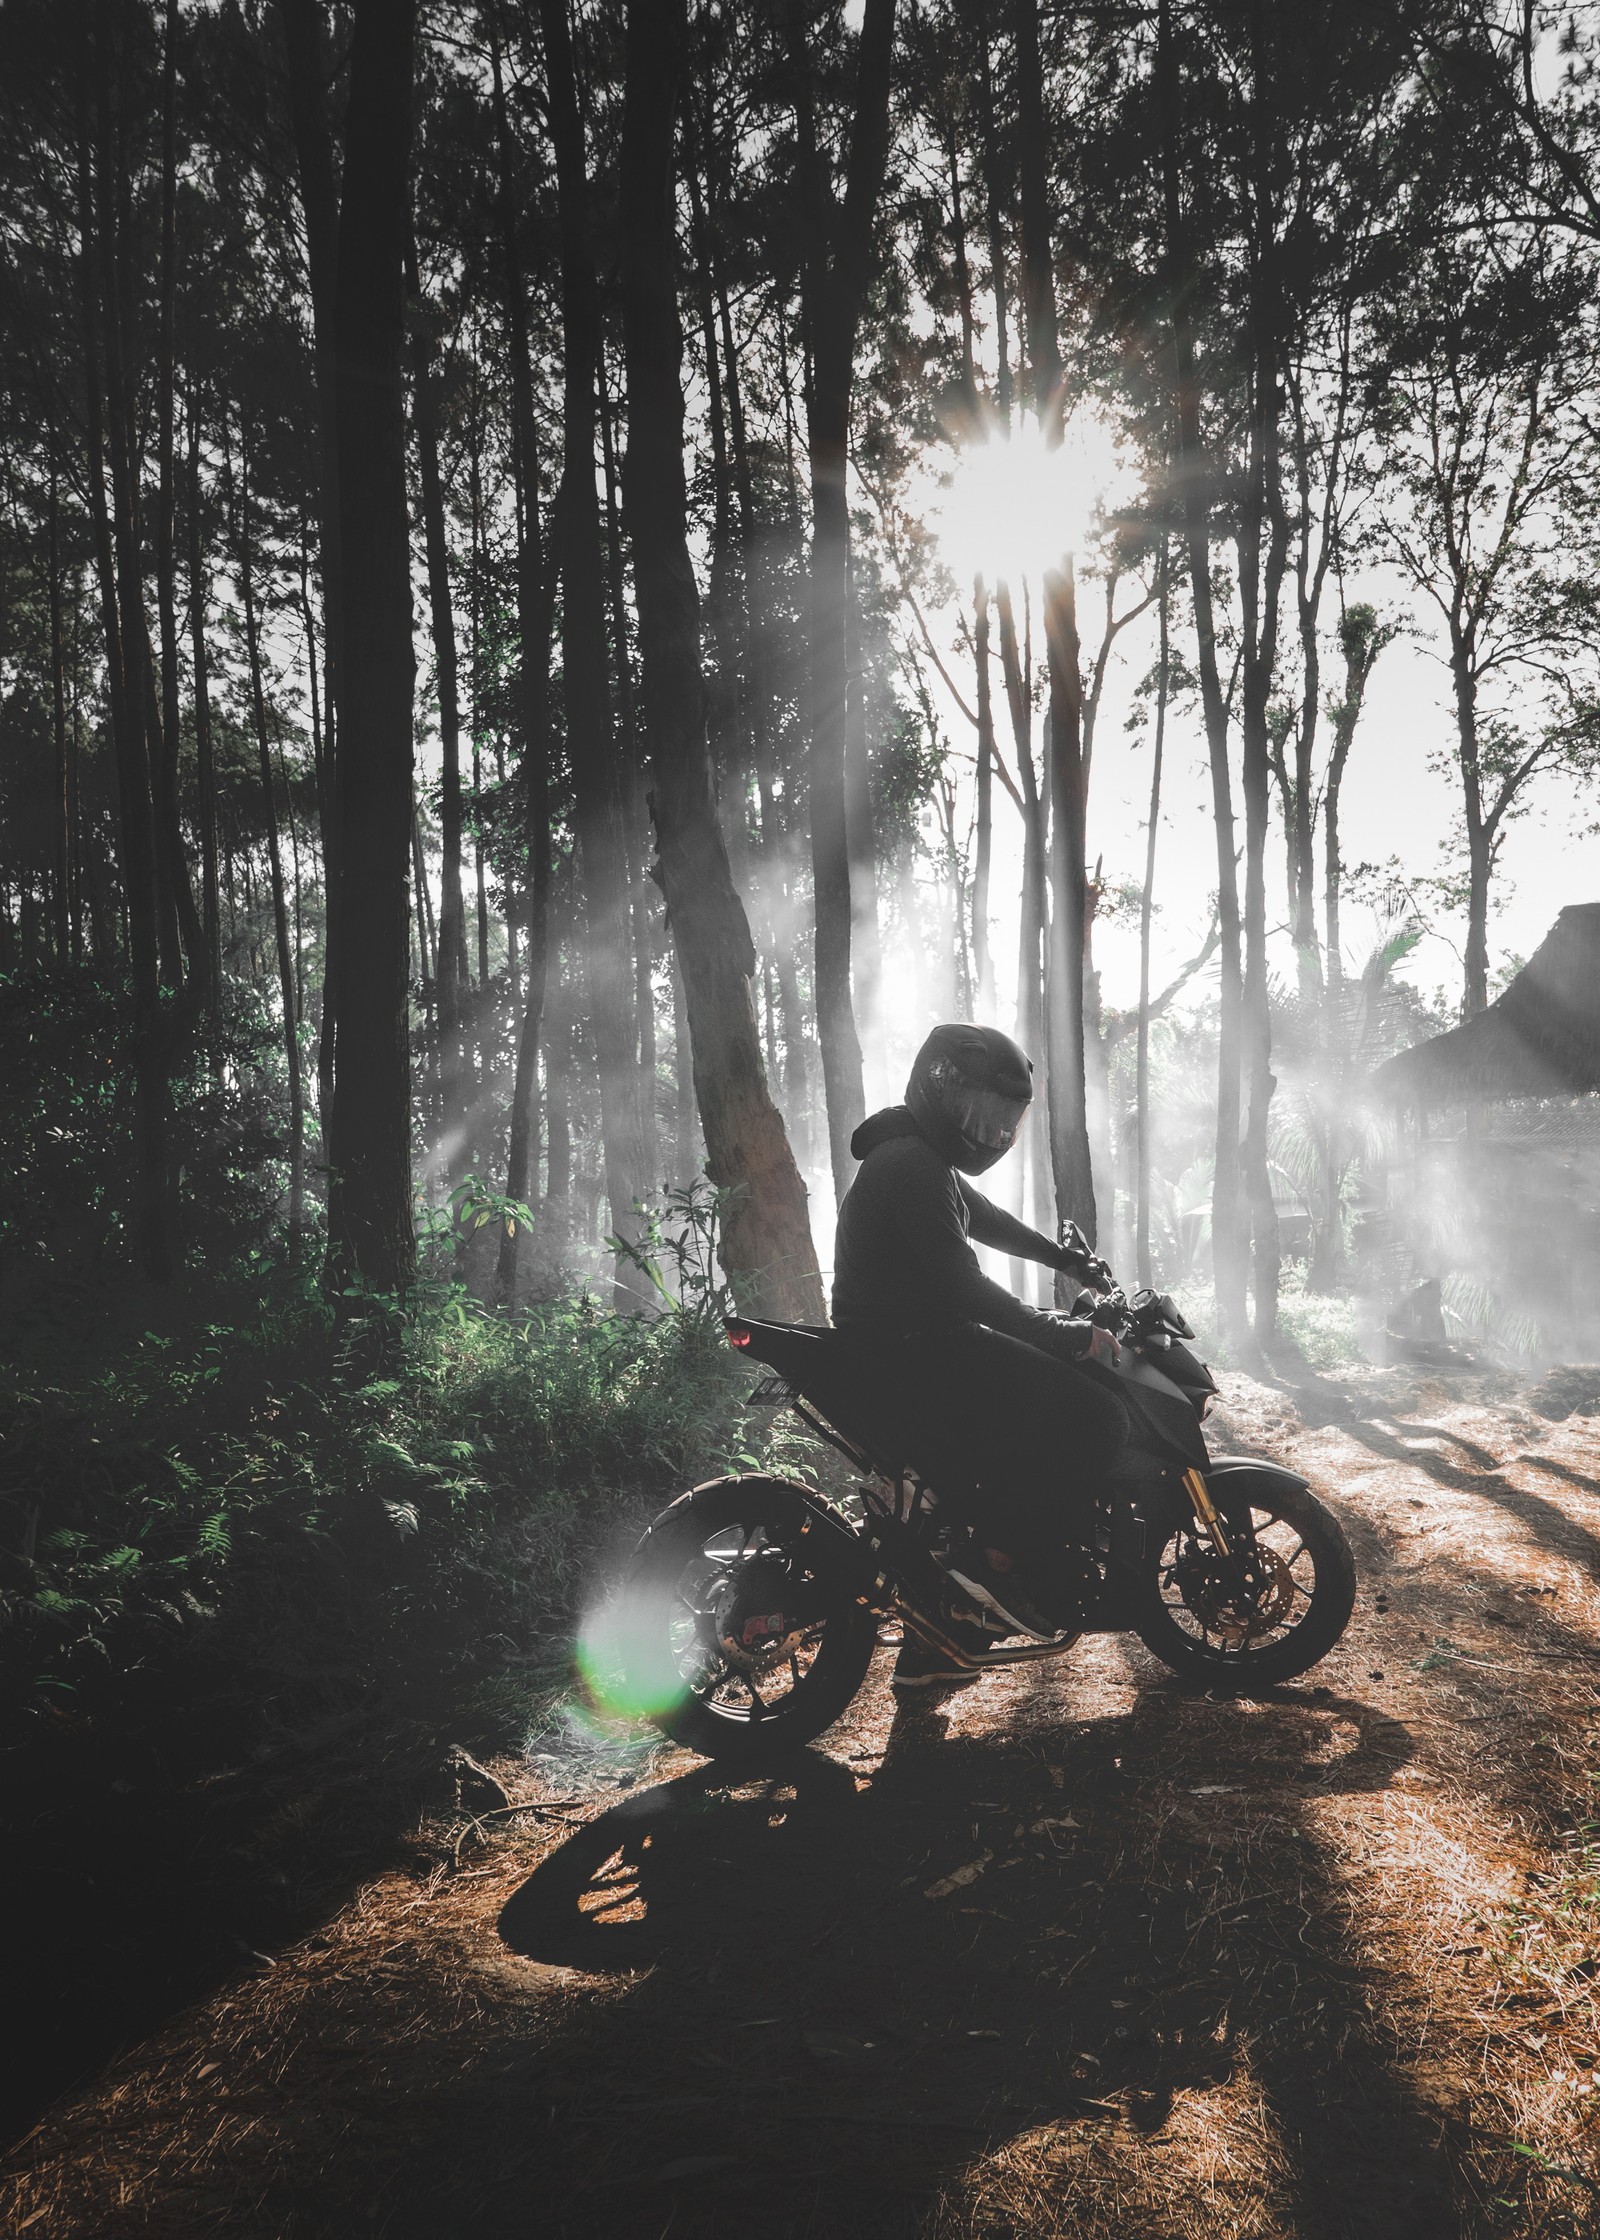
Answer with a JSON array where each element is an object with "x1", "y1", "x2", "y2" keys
[{"x1": 725, "y1": 1318, "x2": 916, "y2": 1480}]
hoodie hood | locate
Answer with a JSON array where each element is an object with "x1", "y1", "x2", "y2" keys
[{"x1": 849, "y1": 1104, "x2": 926, "y2": 1161}]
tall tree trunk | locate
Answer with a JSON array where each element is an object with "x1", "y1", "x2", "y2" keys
[
  {"x1": 994, "y1": 586, "x2": 1048, "y2": 1308},
  {"x1": 1451, "y1": 629, "x2": 1493, "y2": 1021},
  {"x1": 470, "y1": 454, "x2": 490, "y2": 1012},
  {"x1": 1158, "y1": 0, "x2": 1246, "y2": 1342},
  {"x1": 621, "y1": 0, "x2": 824, "y2": 1322},
  {"x1": 539, "y1": 0, "x2": 647, "y2": 1293},
  {"x1": 81, "y1": 25, "x2": 170, "y2": 1278},
  {"x1": 48, "y1": 456, "x2": 71, "y2": 962},
  {"x1": 977, "y1": 3, "x2": 1013, "y2": 421},
  {"x1": 718, "y1": 264, "x2": 811, "y2": 1169},
  {"x1": 1236, "y1": 2, "x2": 1287, "y2": 1346},
  {"x1": 843, "y1": 561, "x2": 883, "y2": 1085},
  {"x1": 792, "y1": 0, "x2": 896, "y2": 1201},
  {"x1": 93, "y1": 5, "x2": 187, "y2": 996},
  {"x1": 186, "y1": 388, "x2": 221, "y2": 1011},
  {"x1": 1014, "y1": 0, "x2": 1095, "y2": 1255},
  {"x1": 412, "y1": 808, "x2": 437, "y2": 1125},
  {"x1": 972, "y1": 575, "x2": 995, "y2": 1015},
  {"x1": 235, "y1": 428, "x2": 305, "y2": 1240},
  {"x1": 154, "y1": 0, "x2": 203, "y2": 994},
  {"x1": 281, "y1": 0, "x2": 344, "y2": 1147},
  {"x1": 325, "y1": 0, "x2": 418, "y2": 1297},
  {"x1": 1135, "y1": 542, "x2": 1169, "y2": 1289},
  {"x1": 598, "y1": 352, "x2": 659, "y2": 1192},
  {"x1": 409, "y1": 239, "x2": 468, "y2": 1170},
  {"x1": 998, "y1": 578, "x2": 1049, "y2": 1300},
  {"x1": 1289, "y1": 639, "x2": 1321, "y2": 997},
  {"x1": 542, "y1": 943, "x2": 572, "y2": 1254},
  {"x1": 489, "y1": 36, "x2": 557, "y2": 1301}
]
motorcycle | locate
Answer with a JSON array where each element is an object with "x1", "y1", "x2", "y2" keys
[{"x1": 611, "y1": 1232, "x2": 1356, "y2": 1768}]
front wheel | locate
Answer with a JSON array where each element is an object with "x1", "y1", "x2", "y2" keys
[
  {"x1": 1132, "y1": 1474, "x2": 1355, "y2": 1689},
  {"x1": 604, "y1": 1476, "x2": 880, "y2": 1768}
]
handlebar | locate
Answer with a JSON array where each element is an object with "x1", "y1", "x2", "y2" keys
[
  {"x1": 1056, "y1": 1218, "x2": 1116, "y2": 1299},
  {"x1": 1056, "y1": 1221, "x2": 1196, "y2": 1347}
]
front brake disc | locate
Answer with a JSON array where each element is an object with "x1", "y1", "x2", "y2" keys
[
  {"x1": 1176, "y1": 1540, "x2": 1296, "y2": 1646},
  {"x1": 1214, "y1": 1547, "x2": 1296, "y2": 1646}
]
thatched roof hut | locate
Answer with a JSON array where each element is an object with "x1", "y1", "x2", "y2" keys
[{"x1": 1373, "y1": 904, "x2": 1600, "y2": 1110}]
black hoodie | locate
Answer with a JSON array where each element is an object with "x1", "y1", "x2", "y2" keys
[{"x1": 831, "y1": 1106, "x2": 1087, "y2": 1349}]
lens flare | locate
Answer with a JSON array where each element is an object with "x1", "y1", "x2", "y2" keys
[
  {"x1": 935, "y1": 411, "x2": 1131, "y2": 585},
  {"x1": 574, "y1": 1586, "x2": 688, "y2": 1723}
]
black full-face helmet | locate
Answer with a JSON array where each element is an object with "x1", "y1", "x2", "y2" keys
[{"x1": 906, "y1": 1023, "x2": 1034, "y2": 1175}]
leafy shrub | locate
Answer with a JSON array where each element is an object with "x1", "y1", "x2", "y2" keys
[
  {"x1": 0, "y1": 1266, "x2": 818, "y2": 1746},
  {"x1": 0, "y1": 963, "x2": 293, "y2": 1274},
  {"x1": 1275, "y1": 1283, "x2": 1367, "y2": 1370}
]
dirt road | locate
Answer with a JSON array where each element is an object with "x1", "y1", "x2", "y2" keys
[{"x1": 7, "y1": 1362, "x2": 1600, "y2": 2238}]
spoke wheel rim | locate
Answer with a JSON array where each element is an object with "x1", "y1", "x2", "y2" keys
[
  {"x1": 1157, "y1": 1502, "x2": 1318, "y2": 1657},
  {"x1": 660, "y1": 1512, "x2": 834, "y2": 1726}
]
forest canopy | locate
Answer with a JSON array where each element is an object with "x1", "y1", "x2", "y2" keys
[{"x1": 2, "y1": 0, "x2": 1598, "y2": 1352}]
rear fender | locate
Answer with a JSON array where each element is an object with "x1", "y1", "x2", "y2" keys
[{"x1": 638, "y1": 1474, "x2": 882, "y2": 1601}]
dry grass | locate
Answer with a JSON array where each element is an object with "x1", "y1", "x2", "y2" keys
[{"x1": 6, "y1": 1361, "x2": 1600, "y2": 2236}]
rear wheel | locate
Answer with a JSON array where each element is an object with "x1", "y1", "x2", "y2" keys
[
  {"x1": 1133, "y1": 1476, "x2": 1355, "y2": 1689},
  {"x1": 610, "y1": 1477, "x2": 880, "y2": 1767}
]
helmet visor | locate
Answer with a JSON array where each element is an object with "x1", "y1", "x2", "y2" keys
[{"x1": 949, "y1": 1082, "x2": 1030, "y2": 1154}]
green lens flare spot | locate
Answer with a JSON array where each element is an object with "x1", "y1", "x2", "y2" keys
[{"x1": 574, "y1": 1595, "x2": 689, "y2": 1723}]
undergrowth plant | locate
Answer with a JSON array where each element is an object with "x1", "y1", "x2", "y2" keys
[{"x1": 0, "y1": 1236, "x2": 823, "y2": 1751}]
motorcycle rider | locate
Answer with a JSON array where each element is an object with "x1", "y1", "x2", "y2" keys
[{"x1": 833, "y1": 1022, "x2": 1127, "y2": 1691}]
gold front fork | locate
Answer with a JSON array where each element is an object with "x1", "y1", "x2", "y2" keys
[{"x1": 1183, "y1": 1466, "x2": 1233, "y2": 1559}]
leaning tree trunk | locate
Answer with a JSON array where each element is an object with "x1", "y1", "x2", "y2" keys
[
  {"x1": 325, "y1": 0, "x2": 418, "y2": 1298},
  {"x1": 539, "y1": 0, "x2": 647, "y2": 1293},
  {"x1": 621, "y1": 0, "x2": 824, "y2": 1322}
]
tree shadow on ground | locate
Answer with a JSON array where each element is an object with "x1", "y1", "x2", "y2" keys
[
  {"x1": 0, "y1": 1697, "x2": 484, "y2": 2143},
  {"x1": 1518, "y1": 1450, "x2": 1600, "y2": 1501},
  {"x1": 415, "y1": 1684, "x2": 1459, "y2": 2240},
  {"x1": 1265, "y1": 1363, "x2": 1600, "y2": 1587}
]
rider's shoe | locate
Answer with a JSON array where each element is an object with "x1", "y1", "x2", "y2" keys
[{"x1": 891, "y1": 1638, "x2": 982, "y2": 1692}]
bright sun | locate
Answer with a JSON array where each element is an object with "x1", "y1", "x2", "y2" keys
[{"x1": 934, "y1": 411, "x2": 1131, "y2": 587}]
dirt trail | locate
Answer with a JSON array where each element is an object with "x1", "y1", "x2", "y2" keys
[{"x1": 7, "y1": 1364, "x2": 1600, "y2": 2239}]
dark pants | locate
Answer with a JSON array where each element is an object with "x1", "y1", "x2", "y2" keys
[{"x1": 855, "y1": 1321, "x2": 1129, "y2": 1556}]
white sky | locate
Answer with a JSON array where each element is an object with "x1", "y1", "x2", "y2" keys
[{"x1": 944, "y1": 563, "x2": 1599, "y2": 1036}]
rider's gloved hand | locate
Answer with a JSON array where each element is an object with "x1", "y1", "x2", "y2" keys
[
  {"x1": 1036, "y1": 1311, "x2": 1092, "y2": 1358},
  {"x1": 1036, "y1": 1312, "x2": 1122, "y2": 1368},
  {"x1": 1052, "y1": 1239, "x2": 1114, "y2": 1294}
]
